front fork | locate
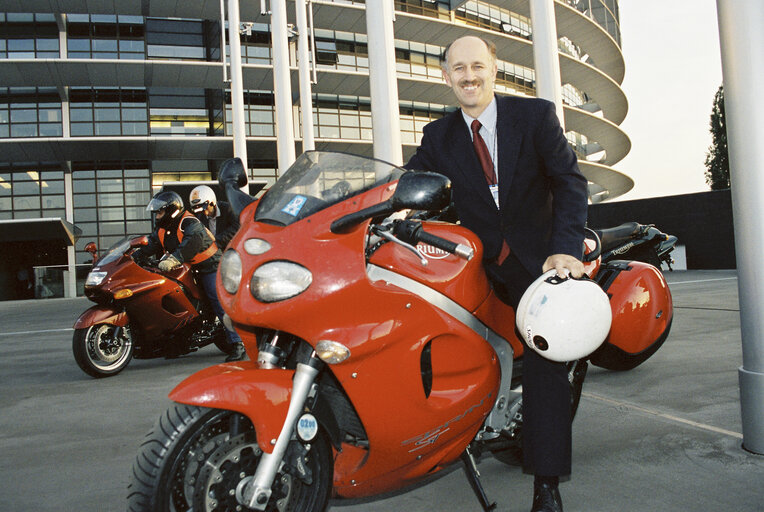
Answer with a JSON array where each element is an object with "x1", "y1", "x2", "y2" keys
[{"x1": 236, "y1": 354, "x2": 323, "y2": 510}]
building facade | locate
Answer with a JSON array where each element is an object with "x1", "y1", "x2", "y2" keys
[{"x1": 0, "y1": 0, "x2": 630, "y2": 298}]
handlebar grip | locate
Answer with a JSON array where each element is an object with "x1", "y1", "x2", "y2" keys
[{"x1": 417, "y1": 230, "x2": 474, "y2": 260}]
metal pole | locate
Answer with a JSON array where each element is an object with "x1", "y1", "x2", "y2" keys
[
  {"x1": 365, "y1": 0, "x2": 402, "y2": 167},
  {"x1": 294, "y1": 0, "x2": 315, "y2": 151},
  {"x1": 716, "y1": 0, "x2": 764, "y2": 454},
  {"x1": 271, "y1": 0, "x2": 297, "y2": 171},
  {"x1": 220, "y1": 0, "x2": 229, "y2": 83},
  {"x1": 227, "y1": 0, "x2": 248, "y2": 167},
  {"x1": 529, "y1": 0, "x2": 565, "y2": 129}
]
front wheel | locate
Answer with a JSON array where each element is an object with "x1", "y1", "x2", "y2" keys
[
  {"x1": 72, "y1": 323, "x2": 134, "y2": 378},
  {"x1": 127, "y1": 404, "x2": 333, "y2": 512}
]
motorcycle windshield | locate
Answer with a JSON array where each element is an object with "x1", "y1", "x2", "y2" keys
[
  {"x1": 255, "y1": 151, "x2": 404, "y2": 226},
  {"x1": 95, "y1": 238, "x2": 131, "y2": 267}
]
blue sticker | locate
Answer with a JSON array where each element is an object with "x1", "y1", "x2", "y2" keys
[{"x1": 281, "y1": 195, "x2": 307, "y2": 217}]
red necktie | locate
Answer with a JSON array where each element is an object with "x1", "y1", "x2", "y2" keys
[
  {"x1": 471, "y1": 119, "x2": 497, "y2": 185},
  {"x1": 471, "y1": 119, "x2": 510, "y2": 265}
]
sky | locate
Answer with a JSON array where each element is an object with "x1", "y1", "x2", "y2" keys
[{"x1": 611, "y1": 0, "x2": 723, "y2": 201}]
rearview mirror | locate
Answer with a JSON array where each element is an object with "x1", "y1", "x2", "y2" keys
[
  {"x1": 219, "y1": 157, "x2": 249, "y2": 189},
  {"x1": 218, "y1": 157, "x2": 254, "y2": 216},
  {"x1": 130, "y1": 235, "x2": 150, "y2": 247},
  {"x1": 330, "y1": 171, "x2": 451, "y2": 233},
  {"x1": 390, "y1": 172, "x2": 451, "y2": 211}
]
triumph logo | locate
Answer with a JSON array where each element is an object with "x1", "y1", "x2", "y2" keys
[
  {"x1": 612, "y1": 241, "x2": 635, "y2": 255},
  {"x1": 417, "y1": 243, "x2": 450, "y2": 260}
]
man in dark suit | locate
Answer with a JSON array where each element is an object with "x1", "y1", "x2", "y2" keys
[
  {"x1": 405, "y1": 35, "x2": 588, "y2": 512},
  {"x1": 189, "y1": 185, "x2": 241, "y2": 250}
]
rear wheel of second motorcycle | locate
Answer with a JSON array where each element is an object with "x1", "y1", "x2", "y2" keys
[
  {"x1": 490, "y1": 360, "x2": 588, "y2": 466},
  {"x1": 127, "y1": 404, "x2": 333, "y2": 512},
  {"x1": 72, "y1": 323, "x2": 134, "y2": 378}
]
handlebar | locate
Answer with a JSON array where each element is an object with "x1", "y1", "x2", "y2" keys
[{"x1": 392, "y1": 220, "x2": 474, "y2": 260}]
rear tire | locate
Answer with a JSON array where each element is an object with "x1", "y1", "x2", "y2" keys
[
  {"x1": 127, "y1": 404, "x2": 333, "y2": 512},
  {"x1": 72, "y1": 323, "x2": 134, "y2": 378}
]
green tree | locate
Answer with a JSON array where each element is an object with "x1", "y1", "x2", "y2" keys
[{"x1": 704, "y1": 85, "x2": 730, "y2": 190}]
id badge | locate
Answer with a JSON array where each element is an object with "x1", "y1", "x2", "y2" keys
[{"x1": 489, "y1": 184, "x2": 500, "y2": 208}]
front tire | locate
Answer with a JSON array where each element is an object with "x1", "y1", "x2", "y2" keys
[
  {"x1": 128, "y1": 404, "x2": 333, "y2": 512},
  {"x1": 72, "y1": 323, "x2": 134, "y2": 378}
]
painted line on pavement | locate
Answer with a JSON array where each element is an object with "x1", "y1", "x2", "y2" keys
[
  {"x1": 583, "y1": 391, "x2": 743, "y2": 439},
  {"x1": 667, "y1": 277, "x2": 737, "y2": 286},
  {"x1": 0, "y1": 328, "x2": 73, "y2": 336}
]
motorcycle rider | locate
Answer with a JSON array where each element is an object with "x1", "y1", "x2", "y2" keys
[
  {"x1": 134, "y1": 190, "x2": 246, "y2": 362},
  {"x1": 405, "y1": 36, "x2": 589, "y2": 512},
  {"x1": 189, "y1": 185, "x2": 240, "y2": 250}
]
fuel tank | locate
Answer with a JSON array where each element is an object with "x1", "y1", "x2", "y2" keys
[{"x1": 367, "y1": 221, "x2": 490, "y2": 312}]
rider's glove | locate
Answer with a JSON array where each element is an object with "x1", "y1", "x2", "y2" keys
[{"x1": 158, "y1": 255, "x2": 181, "y2": 272}]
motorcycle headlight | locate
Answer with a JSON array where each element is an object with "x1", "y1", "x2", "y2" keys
[
  {"x1": 85, "y1": 271, "x2": 107, "y2": 287},
  {"x1": 244, "y1": 238, "x2": 272, "y2": 255},
  {"x1": 251, "y1": 261, "x2": 312, "y2": 303},
  {"x1": 219, "y1": 249, "x2": 242, "y2": 294}
]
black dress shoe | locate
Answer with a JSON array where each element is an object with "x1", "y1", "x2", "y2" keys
[
  {"x1": 224, "y1": 343, "x2": 247, "y2": 362},
  {"x1": 531, "y1": 482, "x2": 563, "y2": 512}
]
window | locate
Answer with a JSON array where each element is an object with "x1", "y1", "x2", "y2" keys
[{"x1": 0, "y1": 88, "x2": 63, "y2": 138}]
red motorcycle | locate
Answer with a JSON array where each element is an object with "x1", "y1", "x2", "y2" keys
[
  {"x1": 73, "y1": 237, "x2": 229, "y2": 378},
  {"x1": 128, "y1": 152, "x2": 673, "y2": 511}
]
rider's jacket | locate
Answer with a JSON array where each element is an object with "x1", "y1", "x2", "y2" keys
[{"x1": 140, "y1": 212, "x2": 221, "y2": 274}]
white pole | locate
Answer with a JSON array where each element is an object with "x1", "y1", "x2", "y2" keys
[
  {"x1": 227, "y1": 0, "x2": 248, "y2": 167},
  {"x1": 365, "y1": 0, "x2": 402, "y2": 168},
  {"x1": 716, "y1": 0, "x2": 764, "y2": 455},
  {"x1": 529, "y1": 0, "x2": 565, "y2": 129},
  {"x1": 271, "y1": 0, "x2": 297, "y2": 171},
  {"x1": 295, "y1": 0, "x2": 315, "y2": 151}
]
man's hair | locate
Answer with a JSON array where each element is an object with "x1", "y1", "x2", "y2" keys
[{"x1": 441, "y1": 37, "x2": 497, "y2": 70}]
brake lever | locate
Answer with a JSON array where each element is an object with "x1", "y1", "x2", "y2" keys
[{"x1": 372, "y1": 225, "x2": 428, "y2": 266}]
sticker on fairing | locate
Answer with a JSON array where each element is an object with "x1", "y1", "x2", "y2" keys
[
  {"x1": 281, "y1": 195, "x2": 308, "y2": 217},
  {"x1": 297, "y1": 413, "x2": 318, "y2": 441}
]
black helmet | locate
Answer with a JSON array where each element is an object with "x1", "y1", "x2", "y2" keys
[{"x1": 147, "y1": 190, "x2": 184, "y2": 229}]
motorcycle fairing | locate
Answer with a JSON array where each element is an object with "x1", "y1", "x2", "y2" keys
[
  {"x1": 169, "y1": 361, "x2": 293, "y2": 454},
  {"x1": 365, "y1": 263, "x2": 515, "y2": 436},
  {"x1": 73, "y1": 306, "x2": 128, "y2": 329}
]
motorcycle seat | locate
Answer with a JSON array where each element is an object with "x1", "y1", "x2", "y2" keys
[{"x1": 594, "y1": 222, "x2": 642, "y2": 251}]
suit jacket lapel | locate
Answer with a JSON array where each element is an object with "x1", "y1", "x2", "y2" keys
[
  {"x1": 444, "y1": 111, "x2": 498, "y2": 211},
  {"x1": 496, "y1": 97, "x2": 524, "y2": 209}
]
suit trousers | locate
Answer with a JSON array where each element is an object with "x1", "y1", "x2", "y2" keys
[
  {"x1": 198, "y1": 270, "x2": 243, "y2": 345},
  {"x1": 486, "y1": 253, "x2": 572, "y2": 477}
]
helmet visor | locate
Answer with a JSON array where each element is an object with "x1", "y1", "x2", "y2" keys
[
  {"x1": 146, "y1": 196, "x2": 168, "y2": 213},
  {"x1": 191, "y1": 200, "x2": 209, "y2": 213}
]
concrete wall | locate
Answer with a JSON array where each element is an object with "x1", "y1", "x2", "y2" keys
[{"x1": 588, "y1": 189, "x2": 735, "y2": 269}]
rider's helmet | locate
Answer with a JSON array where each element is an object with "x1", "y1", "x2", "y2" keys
[
  {"x1": 189, "y1": 185, "x2": 217, "y2": 214},
  {"x1": 146, "y1": 190, "x2": 185, "y2": 230},
  {"x1": 515, "y1": 270, "x2": 612, "y2": 362}
]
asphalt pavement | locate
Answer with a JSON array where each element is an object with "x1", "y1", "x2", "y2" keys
[{"x1": 0, "y1": 270, "x2": 762, "y2": 511}]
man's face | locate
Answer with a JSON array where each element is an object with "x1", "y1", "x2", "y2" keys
[
  {"x1": 155, "y1": 209, "x2": 166, "y2": 222},
  {"x1": 442, "y1": 36, "x2": 497, "y2": 117}
]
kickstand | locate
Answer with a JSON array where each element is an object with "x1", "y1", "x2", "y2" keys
[{"x1": 461, "y1": 447, "x2": 497, "y2": 512}]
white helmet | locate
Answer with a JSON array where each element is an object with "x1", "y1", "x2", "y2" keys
[
  {"x1": 515, "y1": 270, "x2": 612, "y2": 362},
  {"x1": 189, "y1": 185, "x2": 216, "y2": 213}
]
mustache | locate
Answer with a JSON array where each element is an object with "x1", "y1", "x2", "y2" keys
[{"x1": 458, "y1": 79, "x2": 481, "y2": 88}]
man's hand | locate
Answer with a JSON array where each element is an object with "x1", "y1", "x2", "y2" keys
[
  {"x1": 158, "y1": 255, "x2": 181, "y2": 272},
  {"x1": 542, "y1": 253, "x2": 585, "y2": 279}
]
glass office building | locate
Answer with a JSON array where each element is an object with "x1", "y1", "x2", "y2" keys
[{"x1": 0, "y1": 0, "x2": 630, "y2": 297}]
